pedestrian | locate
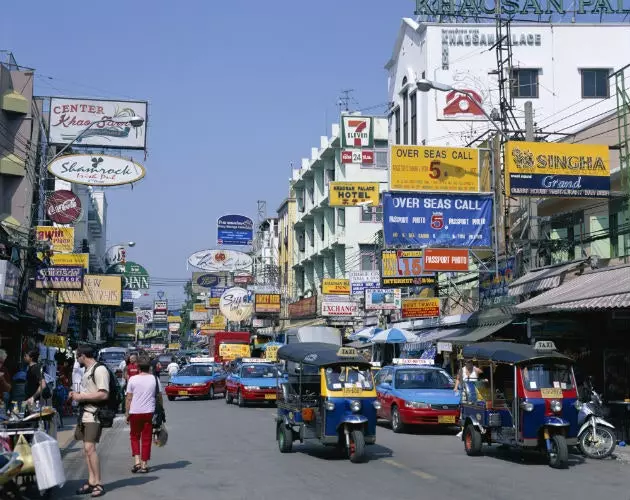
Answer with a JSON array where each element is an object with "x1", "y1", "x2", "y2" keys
[
  {"x1": 125, "y1": 355, "x2": 162, "y2": 474},
  {"x1": 166, "y1": 357, "x2": 179, "y2": 378},
  {"x1": 0, "y1": 349, "x2": 12, "y2": 406},
  {"x1": 150, "y1": 356, "x2": 162, "y2": 377},
  {"x1": 69, "y1": 345, "x2": 109, "y2": 498},
  {"x1": 24, "y1": 349, "x2": 45, "y2": 407},
  {"x1": 124, "y1": 354, "x2": 139, "y2": 383}
]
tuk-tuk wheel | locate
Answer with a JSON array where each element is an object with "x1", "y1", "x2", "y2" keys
[
  {"x1": 548, "y1": 434, "x2": 569, "y2": 469},
  {"x1": 277, "y1": 423, "x2": 293, "y2": 453},
  {"x1": 348, "y1": 430, "x2": 366, "y2": 463},
  {"x1": 464, "y1": 424, "x2": 482, "y2": 456}
]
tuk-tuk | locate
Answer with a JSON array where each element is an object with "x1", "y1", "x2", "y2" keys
[
  {"x1": 275, "y1": 342, "x2": 380, "y2": 463},
  {"x1": 459, "y1": 341, "x2": 579, "y2": 469}
]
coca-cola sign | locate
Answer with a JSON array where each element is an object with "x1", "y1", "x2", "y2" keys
[{"x1": 45, "y1": 190, "x2": 82, "y2": 225}]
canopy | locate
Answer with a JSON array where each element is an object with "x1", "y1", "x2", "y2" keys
[
  {"x1": 348, "y1": 326, "x2": 382, "y2": 341},
  {"x1": 277, "y1": 342, "x2": 370, "y2": 368},
  {"x1": 370, "y1": 327, "x2": 414, "y2": 344},
  {"x1": 462, "y1": 342, "x2": 572, "y2": 365}
]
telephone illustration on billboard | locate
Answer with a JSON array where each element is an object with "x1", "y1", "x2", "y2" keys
[{"x1": 443, "y1": 90, "x2": 484, "y2": 116}]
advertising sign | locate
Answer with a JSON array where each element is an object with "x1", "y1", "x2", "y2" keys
[
  {"x1": 58, "y1": 275, "x2": 122, "y2": 306},
  {"x1": 45, "y1": 190, "x2": 82, "y2": 224},
  {"x1": 204, "y1": 314, "x2": 227, "y2": 331},
  {"x1": 365, "y1": 289, "x2": 402, "y2": 311},
  {"x1": 48, "y1": 98, "x2": 147, "y2": 149},
  {"x1": 383, "y1": 192, "x2": 493, "y2": 248},
  {"x1": 322, "y1": 296, "x2": 358, "y2": 317},
  {"x1": 153, "y1": 300, "x2": 167, "y2": 312},
  {"x1": 217, "y1": 215, "x2": 254, "y2": 246},
  {"x1": 191, "y1": 272, "x2": 220, "y2": 293},
  {"x1": 288, "y1": 296, "x2": 317, "y2": 319},
  {"x1": 105, "y1": 245, "x2": 127, "y2": 267},
  {"x1": 234, "y1": 274, "x2": 254, "y2": 285},
  {"x1": 322, "y1": 278, "x2": 351, "y2": 295},
  {"x1": 390, "y1": 145, "x2": 480, "y2": 193},
  {"x1": 423, "y1": 248, "x2": 470, "y2": 272},
  {"x1": 43, "y1": 334, "x2": 67, "y2": 349},
  {"x1": 35, "y1": 266, "x2": 84, "y2": 290},
  {"x1": 36, "y1": 226, "x2": 74, "y2": 253},
  {"x1": 341, "y1": 116, "x2": 373, "y2": 148},
  {"x1": 341, "y1": 149, "x2": 374, "y2": 165},
  {"x1": 328, "y1": 182, "x2": 380, "y2": 207},
  {"x1": 505, "y1": 141, "x2": 610, "y2": 198},
  {"x1": 51, "y1": 253, "x2": 89, "y2": 270},
  {"x1": 106, "y1": 261, "x2": 150, "y2": 290},
  {"x1": 349, "y1": 270, "x2": 380, "y2": 296},
  {"x1": 219, "y1": 287, "x2": 254, "y2": 322},
  {"x1": 219, "y1": 344, "x2": 251, "y2": 360},
  {"x1": 190, "y1": 311, "x2": 209, "y2": 321},
  {"x1": 381, "y1": 249, "x2": 437, "y2": 288},
  {"x1": 265, "y1": 345, "x2": 280, "y2": 361},
  {"x1": 0, "y1": 261, "x2": 20, "y2": 305},
  {"x1": 414, "y1": 0, "x2": 621, "y2": 17},
  {"x1": 479, "y1": 257, "x2": 516, "y2": 307},
  {"x1": 401, "y1": 298, "x2": 441, "y2": 319},
  {"x1": 254, "y1": 293, "x2": 281, "y2": 313},
  {"x1": 47, "y1": 154, "x2": 146, "y2": 187},
  {"x1": 136, "y1": 310, "x2": 153, "y2": 325},
  {"x1": 188, "y1": 249, "x2": 253, "y2": 272}
]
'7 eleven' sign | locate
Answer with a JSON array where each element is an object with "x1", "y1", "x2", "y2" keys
[{"x1": 341, "y1": 115, "x2": 373, "y2": 148}]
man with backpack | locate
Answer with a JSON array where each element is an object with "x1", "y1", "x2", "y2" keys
[{"x1": 69, "y1": 345, "x2": 120, "y2": 498}]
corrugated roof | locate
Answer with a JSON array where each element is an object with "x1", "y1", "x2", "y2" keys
[
  {"x1": 508, "y1": 260, "x2": 587, "y2": 296},
  {"x1": 442, "y1": 321, "x2": 513, "y2": 344},
  {"x1": 517, "y1": 264, "x2": 630, "y2": 312}
]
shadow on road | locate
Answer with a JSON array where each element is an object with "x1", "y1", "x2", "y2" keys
[
  {"x1": 149, "y1": 460, "x2": 192, "y2": 472},
  {"x1": 376, "y1": 420, "x2": 460, "y2": 436},
  {"x1": 60, "y1": 476, "x2": 158, "y2": 498},
  {"x1": 479, "y1": 445, "x2": 586, "y2": 468},
  {"x1": 295, "y1": 443, "x2": 394, "y2": 463}
]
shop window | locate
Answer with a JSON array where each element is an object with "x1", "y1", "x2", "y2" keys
[
  {"x1": 511, "y1": 69, "x2": 540, "y2": 98},
  {"x1": 581, "y1": 69, "x2": 610, "y2": 99}
]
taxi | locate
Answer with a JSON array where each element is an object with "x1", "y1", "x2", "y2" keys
[
  {"x1": 165, "y1": 357, "x2": 227, "y2": 401},
  {"x1": 225, "y1": 358, "x2": 280, "y2": 407},
  {"x1": 375, "y1": 358, "x2": 460, "y2": 433}
]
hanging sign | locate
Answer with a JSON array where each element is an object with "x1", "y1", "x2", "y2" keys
[
  {"x1": 381, "y1": 249, "x2": 437, "y2": 288},
  {"x1": 364, "y1": 289, "x2": 402, "y2": 310},
  {"x1": 106, "y1": 261, "x2": 150, "y2": 290},
  {"x1": 36, "y1": 226, "x2": 75, "y2": 253},
  {"x1": 217, "y1": 215, "x2": 254, "y2": 246},
  {"x1": 47, "y1": 154, "x2": 146, "y2": 187},
  {"x1": 50, "y1": 253, "x2": 89, "y2": 271},
  {"x1": 45, "y1": 190, "x2": 82, "y2": 224},
  {"x1": 341, "y1": 116, "x2": 373, "y2": 148},
  {"x1": 219, "y1": 287, "x2": 254, "y2": 322},
  {"x1": 349, "y1": 270, "x2": 380, "y2": 296},
  {"x1": 322, "y1": 278, "x2": 351, "y2": 295},
  {"x1": 43, "y1": 334, "x2": 67, "y2": 349},
  {"x1": 254, "y1": 293, "x2": 281, "y2": 313},
  {"x1": 35, "y1": 266, "x2": 84, "y2": 290},
  {"x1": 188, "y1": 249, "x2": 253, "y2": 272},
  {"x1": 423, "y1": 248, "x2": 470, "y2": 272},
  {"x1": 401, "y1": 298, "x2": 441, "y2": 319},
  {"x1": 328, "y1": 182, "x2": 380, "y2": 207}
]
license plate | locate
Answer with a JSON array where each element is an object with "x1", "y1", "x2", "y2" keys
[
  {"x1": 178, "y1": 391, "x2": 188, "y2": 396},
  {"x1": 438, "y1": 415, "x2": 456, "y2": 424},
  {"x1": 265, "y1": 393, "x2": 276, "y2": 400}
]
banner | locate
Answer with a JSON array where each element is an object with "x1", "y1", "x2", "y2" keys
[
  {"x1": 381, "y1": 249, "x2": 437, "y2": 288},
  {"x1": 423, "y1": 248, "x2": 470, "y2": 272},
  {"x1": 217, "y1": 215, "x2": 254, "y2": 246},
  {"x1": 390, "y1": 145, "x2": 480, "y2": 193},
  {"x1": 58, "y1": 275, "x2": 122, "y2": 306},
  {"x1": 349, "y1": 270, "x2": 380, "y2": 296},
  {"x1": 505, "y1": 141, "x2": 610, "y2": 198},
  {"x1": 365, "y1": 289, "x2": 401, "y2": 310},
  {"x1": 36, "y1": 226, "x2": 74, "y2": 253},
  {"x1": 401, "y1": 298, "x2": 441, "y2": 319},
  {"x1": 322, "y1": 279, "x2": 351, "y2": 295},
  {"x1": 35, "y1": 266, "x2": 84, "y2": 290},
  {"x1": 254, "y1": 293, "x2": 281, "y2": 313},
  {"x1": 328, "y1": 182, "x2": 380, "y2": 207},
  {"x1": 383, "y1": 192, "x2": 493, "y2": 248}
]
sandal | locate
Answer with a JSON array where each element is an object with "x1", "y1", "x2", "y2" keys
[
  {"x1": 138, "y1": 466, "x2": 149, "y2": 473},
  {"x1": 91, "y1": 484, "x2": 105, "y2": 497},
  {"x1": 76, "y1": 483, "x2": 95, "y2": 495},
  {"x1": 131, "y1": 464, "x2": 142, "y2": 473}
]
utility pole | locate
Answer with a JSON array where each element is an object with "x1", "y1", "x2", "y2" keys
[
  {"x1": 338, "y1": 89, "x2": 354, "y2": 114},
  {"x1": 524, "y1": 101, "x2": 538, "y2": 271}
]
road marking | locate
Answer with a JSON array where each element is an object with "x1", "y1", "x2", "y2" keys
[
  {"x1": 383, "y1": 458, "x2": 436, "y2": 481},
  {"x1": 383, "y1": 458, "x2": 406, "y2": 469},
  {"x1": 411, "y1": 469, "x2": 436, "y2": 480}
]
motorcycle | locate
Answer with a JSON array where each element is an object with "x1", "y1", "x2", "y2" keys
[{"x1": 577, "y1": 381, "x2": 616, "y2": 459}]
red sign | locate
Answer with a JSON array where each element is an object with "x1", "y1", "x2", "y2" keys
[
  {"x1": 443, "y1": 89, "x2": 484, "y2": 117},
  {"x1": 288, "y1": 296, "x2": 317, "y2": 319},
  {"x1": 45, "y1": 190, "x2": 82, "y2": 225},
  {"x1": 234, "y1": 275, "x2": 254, "y2": 285},
  {"x1": 341, "y1": 149, "x2": 374, "y2": 165},
  {"x1": 423, "y1": 249, "x2": 470, "y2": 272},
  {"x1": 362, "y1": 150, "x2": 374, "y2": 164},
  {"x1": 341, "y1": 150, "x2": 353, "y2": 164}
]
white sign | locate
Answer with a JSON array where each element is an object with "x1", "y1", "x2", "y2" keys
[
  {"x1": 190, "y1": 311, "x2": 209, "y2": 321},
  {"x1": 190, "y1": 357, "x2": 214, "y2": 363},
  {"x1": 349, "y1": 270, "x2": 380, "y2": 296},
  {"x1": 219, "y1": 287, "x2": 254, "y2": 322},
  {"x1": 534, "y1": 340, "x2": 557, "y2": 351},
  {"x1": 437, "y1": 342, "x2": 453, "y2": 353},
  {"x1": 49, "y1": 98, "x2": 147, "y2": 149},
  {"x1": 341, "y1": 116, "x2": 373, "y2": 148},
  {"x1": 321, "y1": 298, "x2": 358, "y2": 317},
  {"x1": 136, "y1": 310, "x2": 153, "y2": 325},
  {"x1": 153, "y1": 300, "x2": 167, "y2": 311},
  {"x1": 188, "y1": 249, "x2": 253, "y2": 273},
  {"x1": 392, "y1": 358, "x2": 435, "y2": 365},
  {"x1": 105, "y1": 245, "x2": 127, "y2": 267},
  {"x1": 48, "y1": 154, "x2": 146, "y2": 187},
  {"x1": 364, "y1": 289, "x2": 401, "y2": 311}
]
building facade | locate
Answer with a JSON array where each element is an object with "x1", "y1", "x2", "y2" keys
[
  {"x1": 253, "y1": 217, "x2": 279, "y2": 288},
  {"x1": 277, "y1": 189, "x2": 296, "y2": 324}
]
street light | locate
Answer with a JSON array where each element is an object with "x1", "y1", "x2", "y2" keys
[{"x1": 415, "y1": 79, "x2": 508, "y2": 141}]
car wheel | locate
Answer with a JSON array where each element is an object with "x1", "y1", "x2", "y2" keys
[
  {"x1": 209, "y1": 386, "x2": 215, "y2": 400},
  {"x1": 226, "y1": 392, "x2": 233, "y2": 404},
  {"x1": 238, "y1": 390, "x2": 245, "y2": 407},
  {"x1": 167, "y1": 396, "x2": 175, "y2": 402},
  {"x1": 391, "y1": 406, "x2": 405, "y2": 433}
]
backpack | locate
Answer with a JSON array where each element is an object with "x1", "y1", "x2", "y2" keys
[{"x1": 89, "y1": 363, "x2": 122, "y2": 428}]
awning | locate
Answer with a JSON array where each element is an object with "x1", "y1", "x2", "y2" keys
[
  {"x1": 286, "y1": 317, "x2": 327, "y2": 329},
  {"x1": 516, "y1": 264, "x2": 630, "y2": 313},
  {"x1": 441, "y1": 321, "x2": 513, "y2": 344},
  {"x1": 508, "y1": 260, "x2": 587, "y2": 296}
]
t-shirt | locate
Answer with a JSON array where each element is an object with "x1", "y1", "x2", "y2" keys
[
  {"x1": 126, "y1": 363, "x2": 140, "y2": 379},
  {"x1": 25, "y1": 364, "x2": 42, "y2": 400},
  {"x1": 127, "y1": 375, "x2": 161, "y2": 415},
  {"x1": 167, "y1": 363, "x2": 179, "y2": 376},
  {"x1": 80, "y1": 363, "x2": 110, "y2": 424}
]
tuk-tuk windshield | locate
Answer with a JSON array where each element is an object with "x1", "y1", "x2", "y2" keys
[
  {"x1": 395, "y1": 368, "x2": 454, "y2": 390},
  {"x1": 325, "y1": 366, "x2": 374, "y2": 391},
  {"x1": 522, "y1": 363, "x2": 574, "y2": 391}
]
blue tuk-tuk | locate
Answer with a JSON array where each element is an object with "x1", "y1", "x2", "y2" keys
[
  {"x1": 275, "y1": 342, "x2": 379, "y2": 463},
  {"x1": 459, "y1": 341, "x2": 579, "y2": 469}
]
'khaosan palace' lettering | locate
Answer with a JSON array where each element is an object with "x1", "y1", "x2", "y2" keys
[{"x1": 417, "y1": 0, "x2": 630, "y2": 16}]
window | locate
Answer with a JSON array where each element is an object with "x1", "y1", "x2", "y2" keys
[
  {"x1": 309, "y1": 226, "x2": 314, "y2": 247},
  {"x1": 320, "y1": 222, "x2": 325, "y2": 241},
  {"x1": 298, "y1": 232, "x2": 305, "y2": 252},
  {"x1": 375, "y1": 150, "x2": 388, "y2": 169},
  {"x1": 361, "y1": 205, "x2": 383, "y2": 223},
  {"x1": 337, "y1": 208, "x2": 345, "y2": 227},
  {"x1": 284, "y1": 262, "x2": 288, "y2": 285},
  {"x1": 581, "y1": 69, "x2": 609, "y2": 98},
  {"x1": 297, "y1": 190, "x2": 305, "y2": 213},
  {"x1": 511, "y1": 69, "x2": 539, "y2": 98},
  {"x1": 394, "y1": 107, "x2": 400, "y2": 144},
  {"x1": 402, "y1": 90, "x2": 409, "y2": 145},
  {"x1": 410, "y1": 91, "x2": 417, "y2": 145},
  {"x1": 326, "y1": 168, "x2": 335, "y2": 182}
]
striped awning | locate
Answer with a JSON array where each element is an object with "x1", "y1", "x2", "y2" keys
[{"x1": 508, "y1": 260, "x2": 587, "y2": 296}]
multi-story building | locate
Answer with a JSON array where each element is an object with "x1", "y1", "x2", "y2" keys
[
  {"x1": 253, "y1": 217, "x2": 279, "y2": 288},
  {"x1": 277, "y1": 188, "x2": 296, "y2": 324},
  {"x1": 291, "y1": 116, "x2": 388, "y2": 301}
]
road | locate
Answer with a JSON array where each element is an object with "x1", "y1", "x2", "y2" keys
[{"x1": 58, "y1": 395, "x2": 630, "y2": 500}]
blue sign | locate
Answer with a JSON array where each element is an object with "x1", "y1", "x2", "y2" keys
[
  {"x1": 210, "y1": 287, "x2": 227, "y2": 298},
  {"x1": 195, "y1": 273, "x2": 219, "y2": 288},
  {"x1": 217, "y1": 214, "x2": 254, "y2": 246},
  {"x1": 383, "y1": 192, "x2": 493, "y2": 248}
]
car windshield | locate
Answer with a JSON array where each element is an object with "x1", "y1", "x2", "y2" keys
[
  {"x1": 522, "y1": 363, "x2": 574, "y2": 391},
  {"x1": 99, "y1": 352, "x2": 125, "y2": 362},
  {"x1": 395, "y1": 369, "x2": 454, "y2": 390},
  {"x1": 325, "y1": 366, "x2": 374, "y2": 391},
  {"x1": 241, "y1": 365, "x2": 277, "y2": 378},
  {"x1": 179, "y1": 365, "x2": 213, "y2": 377}
]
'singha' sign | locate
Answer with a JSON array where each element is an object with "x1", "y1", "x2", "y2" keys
[{"x1": 415, "y1": 0, "x2": 630, "y2": 16}]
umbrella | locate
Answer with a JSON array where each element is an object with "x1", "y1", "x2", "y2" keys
[
  {"x1": 349, "y1": 327, "x2": 383, "y2": 341},
  {"x1": 370, "y1": 327, "x2": 414, "y2": 344}
]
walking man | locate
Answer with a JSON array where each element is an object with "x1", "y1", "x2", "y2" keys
[{"x1": 69, "y1": 345, "x2": 109, "y2": 498}]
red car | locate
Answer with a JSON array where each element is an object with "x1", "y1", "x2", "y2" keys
[
  {"x1": 225, "y1": 359, "x2": 279, "y2": 407},
  {"x1": 165, "y1": 362, "x2": 226, "y2": 401}
]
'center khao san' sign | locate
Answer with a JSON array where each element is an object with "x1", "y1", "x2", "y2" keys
[{"x1": 48, "y1": 154, "x2": 145, "y2": 187}]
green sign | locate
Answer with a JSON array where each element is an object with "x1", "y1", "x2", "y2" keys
[
  {"x1": 106, "y1": 261, "x2": 150, "y2": 290},
  {"x1": 415, "y1": 0, "x2": 630, "y2": 16}
]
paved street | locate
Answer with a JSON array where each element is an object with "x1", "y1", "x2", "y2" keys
[{"x1": 56, "y1": 395, "x2": 630, "y2": 500}]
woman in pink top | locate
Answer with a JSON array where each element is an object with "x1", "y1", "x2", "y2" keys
[{"x1": 125, "y1": 356, "x2": 162, "y2": 473}]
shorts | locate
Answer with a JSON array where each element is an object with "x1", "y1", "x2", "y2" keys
[{"x1": 75, "y1": 422, "x2": 102, "y2": 443}]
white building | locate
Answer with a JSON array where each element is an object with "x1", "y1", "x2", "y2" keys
[
  {"x1": 292, "y1": 116, "x2": 389, "y2": 298},
  {"x1": 386, "y1": 20, "x2": 630, "y2": 147},
  {"x1": 253, "y1": 217, "x2": 279, "y2": 288}
]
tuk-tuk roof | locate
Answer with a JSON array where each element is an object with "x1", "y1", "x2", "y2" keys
[
  {"x1": 462, "y1": 342, "x2": 572, "y2": 365},
  {"x1": 277, "y1": 342, "x2": 370, "y2": 368}
]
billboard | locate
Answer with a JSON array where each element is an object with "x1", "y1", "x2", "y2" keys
[
  {"x1": 341, "y1": 116, "x2": 373, "y2": 148},
  {"x1": 401, "y1": 298, "x2": 441, "y2": 319},
  {"x1": 328, "y1": 182, "x2": 380, "y2": 207},
  {"x1": 322, "y1": 279, "x2": 351, "y2": 295},
  {"x1": 255, "y1": 293, "x2": 281, "y2": 313},
  {"x1": 381, "y1": 249, "x2": 437, "y2": 288},
  {"x1": 365, "y1": 289, "x2": 401, "y2": 311},
  {"x1": 423, "y1": 249, "x2": 470, "y2": 272},
  {"x1": 35, "y1": 266, "x2": 84, "y2": 290},
  {"x1": 505, "y1": 141, "x2": 610, "y2": 198},
  {"x1": 47, "y1": 154, "x2": 146, "y2": 187},
  {"x1": 48, "y1": 97, "x2": 147, "y2": 149},
  {"x1": 45, "y1": 190, "x2": 82, "y2": 224},
  {"x1": 217, "y1": 215, "x2": 254, "y2": 246},
  {"x1": 383, "y1": 192, "x2": 493, "y2": 248},
  {"x1": 390, "y1": 145, "x2": 480, "y2": 193},
  {"x1": 349, "y1": 270, "x2": 380, "y2": 296},
  {"x1": 36, "y1": 226, "x2": 74, "y2": 253},
  {"x1": 479, "y1": 257, "x2": 516, "y2": 307},
  {"x1": 188, "y1": 249, "x2": 253, "y2": 272},
  {"x1": 58, "y1": 275, "x2": 122, "y2": 306}
]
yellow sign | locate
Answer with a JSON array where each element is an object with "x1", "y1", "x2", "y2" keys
[
  {"x1": 199, "y1": 315, "x2": 226, "y2": 332},
  {"x1": 43, "y1": 334, "x2": 66, "y2": 349},
  {"x1": 48, "y1": 253, "x2": 90, "y2": 270},
  {"x1": 219, "y1": 343, "x2": 251, "y2": 360},
  {"x1": 337, "y1": 347, "x2": 358, "y2": 357},
  {"x1": 206, "y1": 297, "x2": 220, "y2": 307},
  {"x1": 193, "y1": 303, "x2": 207, "y2": 313},
  {"x1": 328, "y1": 182, "x2": 380, "y2": 207},
  {"x1": 36, "y1": 226, "x2": 75, "y2": 253},
  {"x1": 58, "y1": 275, "x2": 122, "y2": 306},
  {"x1": 168, "y1": 343, "x2": 181, "y2": 350},
  {"x1": 167, "y1": 315, "x2": 182, "y2": 323},
  {"x1": 401, "y1": 298, "x2": 441, "y2": 319},
  {"x1": 115, "y1": 323, "x2": 136, "y2": 335},
  {"x1": 322, "y1": 278, "x2": 351, "y2": 295},
  {"x1": 540, "y1": 387, "x2": 564, "y2": 399},
  {"x1": 265, "y1": 345, "x2": 280, "y2": 361},
  {"x1": 390, "y1": 145, "x2": 480, "y2": 193},
  {"x1": 505, "y1": 141, "x2": 611, "y2": 198}
]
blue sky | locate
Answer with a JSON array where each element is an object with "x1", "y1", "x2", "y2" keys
[{"x1": 1, "y1": 0, "x2": 412, "y2": 306}]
